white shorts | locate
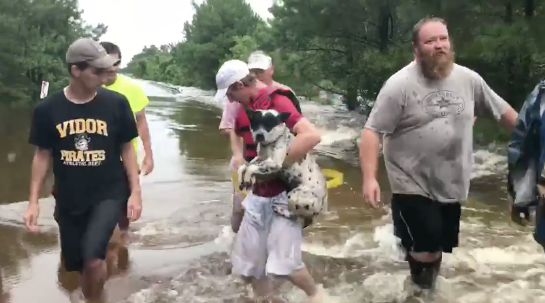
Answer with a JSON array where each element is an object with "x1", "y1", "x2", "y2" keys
[{"x1": 231, "y1": 192, "x2": 305, "y2": 278}]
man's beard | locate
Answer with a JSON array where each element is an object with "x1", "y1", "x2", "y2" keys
[{"x1": 418, "y1": 49, "x2": 455, "y2": 80}]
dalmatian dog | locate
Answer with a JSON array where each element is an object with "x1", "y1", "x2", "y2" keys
[{"x1": 238, "y1": 108, "x2": 327, "y2": 221}]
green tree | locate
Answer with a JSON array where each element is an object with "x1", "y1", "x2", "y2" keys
[
  {"x1": 176, "y1": 0, "x2": 264, "y2": 89},
  {"x1": 270, "y1": 0, "x2": 545, "y2": 109},
  {"x1": 125, "y1": 0, "x2": 266, "y2": 89},
  {"x1": 0, "y1": 0, "x2": 108, "y2": 105},
  {"x1": 126, "y1": 0, "x2": 545, "y2": 115}
]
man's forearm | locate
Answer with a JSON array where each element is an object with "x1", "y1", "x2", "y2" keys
[
  {"x1": 137, "y1": 114, "x2": 153, "y2": 157},
  {"x1": 359, "y1": 129, "x2": 380, "y2": 181},
  {"x1": 121, "y1": 143, "x2": 141, "y2": 193},
  {"x1": 285, "y1": 133, "x2": 321, "y2": 164},
  {"x1": 500, "y1": 106, "x2": 518, "y2": 130},
  {"x1": 29, "y1": 149, "x2": 51, "y2": 204}
]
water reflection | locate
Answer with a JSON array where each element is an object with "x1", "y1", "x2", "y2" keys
[
  {"x1": 156, "y1": 99, "x2": 233, "y2": 183},
  {"x1": 0, "y1": 107, "x2": 34, "y2": 204},
  {"x1": 0, "y1": 269, "x2": 9, "y2": 303},
  {"x1": 56, "y1": 242, "x2": 131, "y2": 295},
  {"x1": 0, "y1": 105, "x2": 54, "y2": 205},
  {"x1": 0, "y1": 224, "x2": 58, "y2": 300},
  {"x1": 171, "y1": 101, "x2": 230, "y2": 160}
]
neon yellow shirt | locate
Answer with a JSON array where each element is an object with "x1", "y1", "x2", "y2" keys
[{"x1": 103, "y1": 74, "x2": 149, "y2": 155}]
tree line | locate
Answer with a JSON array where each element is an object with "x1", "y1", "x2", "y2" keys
[
  {"x1": 0, "y1": 0, "x2": 107, "y2": 105},
  {"x1": 123, "y1": 0, "x2": 545, "y2": 111},
  {"x1": 2, "y1": 0, "x2": 543, "y2": 112}
]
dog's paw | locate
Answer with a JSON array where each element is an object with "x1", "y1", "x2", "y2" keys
[
  {"x1": 257, "y1": 158, "x2": 282, "y2": 174},
  {"x1": 288, "y1": 189, "x2": 320, "y2": 218},
  {"x1": 241, "y1": 164, "x2": 259, "y2": 190}
]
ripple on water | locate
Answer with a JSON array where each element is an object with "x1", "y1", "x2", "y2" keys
[{"x1": 112, "y1": 209, "x2": 545, "y2": 303}]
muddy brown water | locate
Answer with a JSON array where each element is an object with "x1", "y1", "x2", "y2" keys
[{"x1": 0, "y1": 81, "x2": 543, "y2": 303}]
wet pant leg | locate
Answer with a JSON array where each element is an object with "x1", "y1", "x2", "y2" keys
[
  {"x1": 231, "y1": 192, "x2": 304, "y2": 279},
  {"x1": 56, "y1": 199, "x2": 125, "y2": 272},
  {"x1": 391, "y1": 194, "x2": 461, "y2": 253}
]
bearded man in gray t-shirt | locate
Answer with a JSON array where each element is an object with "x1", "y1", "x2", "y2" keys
[{"x1": 359, "y1": 17, "x2": 518, "y2": 291}]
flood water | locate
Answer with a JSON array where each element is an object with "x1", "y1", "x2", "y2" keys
[{"x1": 0, "y1": 80, "x2": 543, "y2": 303}]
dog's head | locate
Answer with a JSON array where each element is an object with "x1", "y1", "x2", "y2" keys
[{"x1": 245, "y1": 109, "x2": 290, "y2": 144}]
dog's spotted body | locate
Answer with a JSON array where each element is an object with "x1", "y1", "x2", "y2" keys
[{"x1": 238, "y1": 109, "x2": 327, "y2": 221}]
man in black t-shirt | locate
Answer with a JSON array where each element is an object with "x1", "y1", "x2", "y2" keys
[{"x1": 23, "y1": 38, "x2": 143, "y2": 302}]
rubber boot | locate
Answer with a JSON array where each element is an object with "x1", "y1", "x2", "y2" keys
[{"x1": 407, "y1": 254, "x2": 441, "y2": 290}]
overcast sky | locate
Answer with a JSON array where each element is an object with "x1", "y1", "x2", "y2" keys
[{"x1": 79, "y1": 0, "x2": 274, "y2": 67}]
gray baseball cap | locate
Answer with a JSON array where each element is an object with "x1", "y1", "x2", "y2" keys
[
  {"x1": 248, "y1": 51, "x2": 272, "y2": 70},
  {"x1": 66, "y1": 38, "x2": 118, "y2": 68}
]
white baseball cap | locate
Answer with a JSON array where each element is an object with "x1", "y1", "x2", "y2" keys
[
  {"x1": 215, "y1": 60, "x2": 250, "y2": 101},
  {"x1": 247, "y1": 51, "x2": 272, "y2": 70}
]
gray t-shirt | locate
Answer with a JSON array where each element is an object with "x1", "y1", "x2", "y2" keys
[{"x1": 365, "y1": 61, "x2": 508, "y2": 202}]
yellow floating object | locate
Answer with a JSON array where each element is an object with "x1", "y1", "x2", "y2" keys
[
  {"x1": 231, "y1": 171, "x2": 247, "y2": 195},
  {"x1": 321, "y1": 169, "x2": 343, "y2": 213},
  {"x1": 231, "y1": 168, "x2": 344, "y2": 195},
  {"x1": 322, "y1": 169, "x2": 344, "y2": 189}
]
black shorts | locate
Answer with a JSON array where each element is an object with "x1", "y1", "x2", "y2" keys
[
  {"x1": 391, "y1": 194, "x2": 462, "y2": 254},
  {"x1": 53, "y1": 176, "x2": 131, "y2": 231},
  {"x1": 55, "y1": 199, "x2": 126, "y2": 272}
]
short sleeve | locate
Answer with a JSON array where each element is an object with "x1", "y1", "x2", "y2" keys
[
  {"x1": 473, "y1": 73, "x2": 508, "y2": 120},
  {"x1": 117, "y1": 96, "x2": 139, "y2": 144},
  {"x1": 128, "y1": 83, "x2": 149, "y2": 113},
  {"x1": 219, "y1": 100, "x2": 240, "y2": 130},
  {"x1": 28, "y1": 103, "x2": 54, "y2": 149},
  {"x1": 271, "y1": 95, "x2": 302, "y2": 130},
  {"x1": 364, "y1": 77, "x2": 405, "y2": 134}
]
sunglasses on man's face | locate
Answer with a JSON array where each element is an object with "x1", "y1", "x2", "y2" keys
[
  {"x1": 90, "y1": 67, "x2": 109, "y2": 76},
  {"x1": 91, "y1": 61, "x2": 120, "y2": 76}
]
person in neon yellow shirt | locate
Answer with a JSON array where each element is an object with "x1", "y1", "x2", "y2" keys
[
  {"x1": 101, "y1": 42, "x2": 154, "y2": 239},
  {"x1": 100, "y1": 42, "x2": 154, "y2": 173}
]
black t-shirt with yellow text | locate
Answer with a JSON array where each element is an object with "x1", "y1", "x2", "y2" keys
[{"x1": 28, "y1": 88, "x2": 138, "y2": 214}]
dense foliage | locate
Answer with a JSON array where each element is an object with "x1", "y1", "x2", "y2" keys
[
  {"x1": 124, "y1": 0, "x2": 545, "y2": 111},
  {"x1": 0, "y1": 0, "x2": 107, "y2": 105},
  {"x1": 4, "y1": 0, "x2": 544, "y2": 113}
]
